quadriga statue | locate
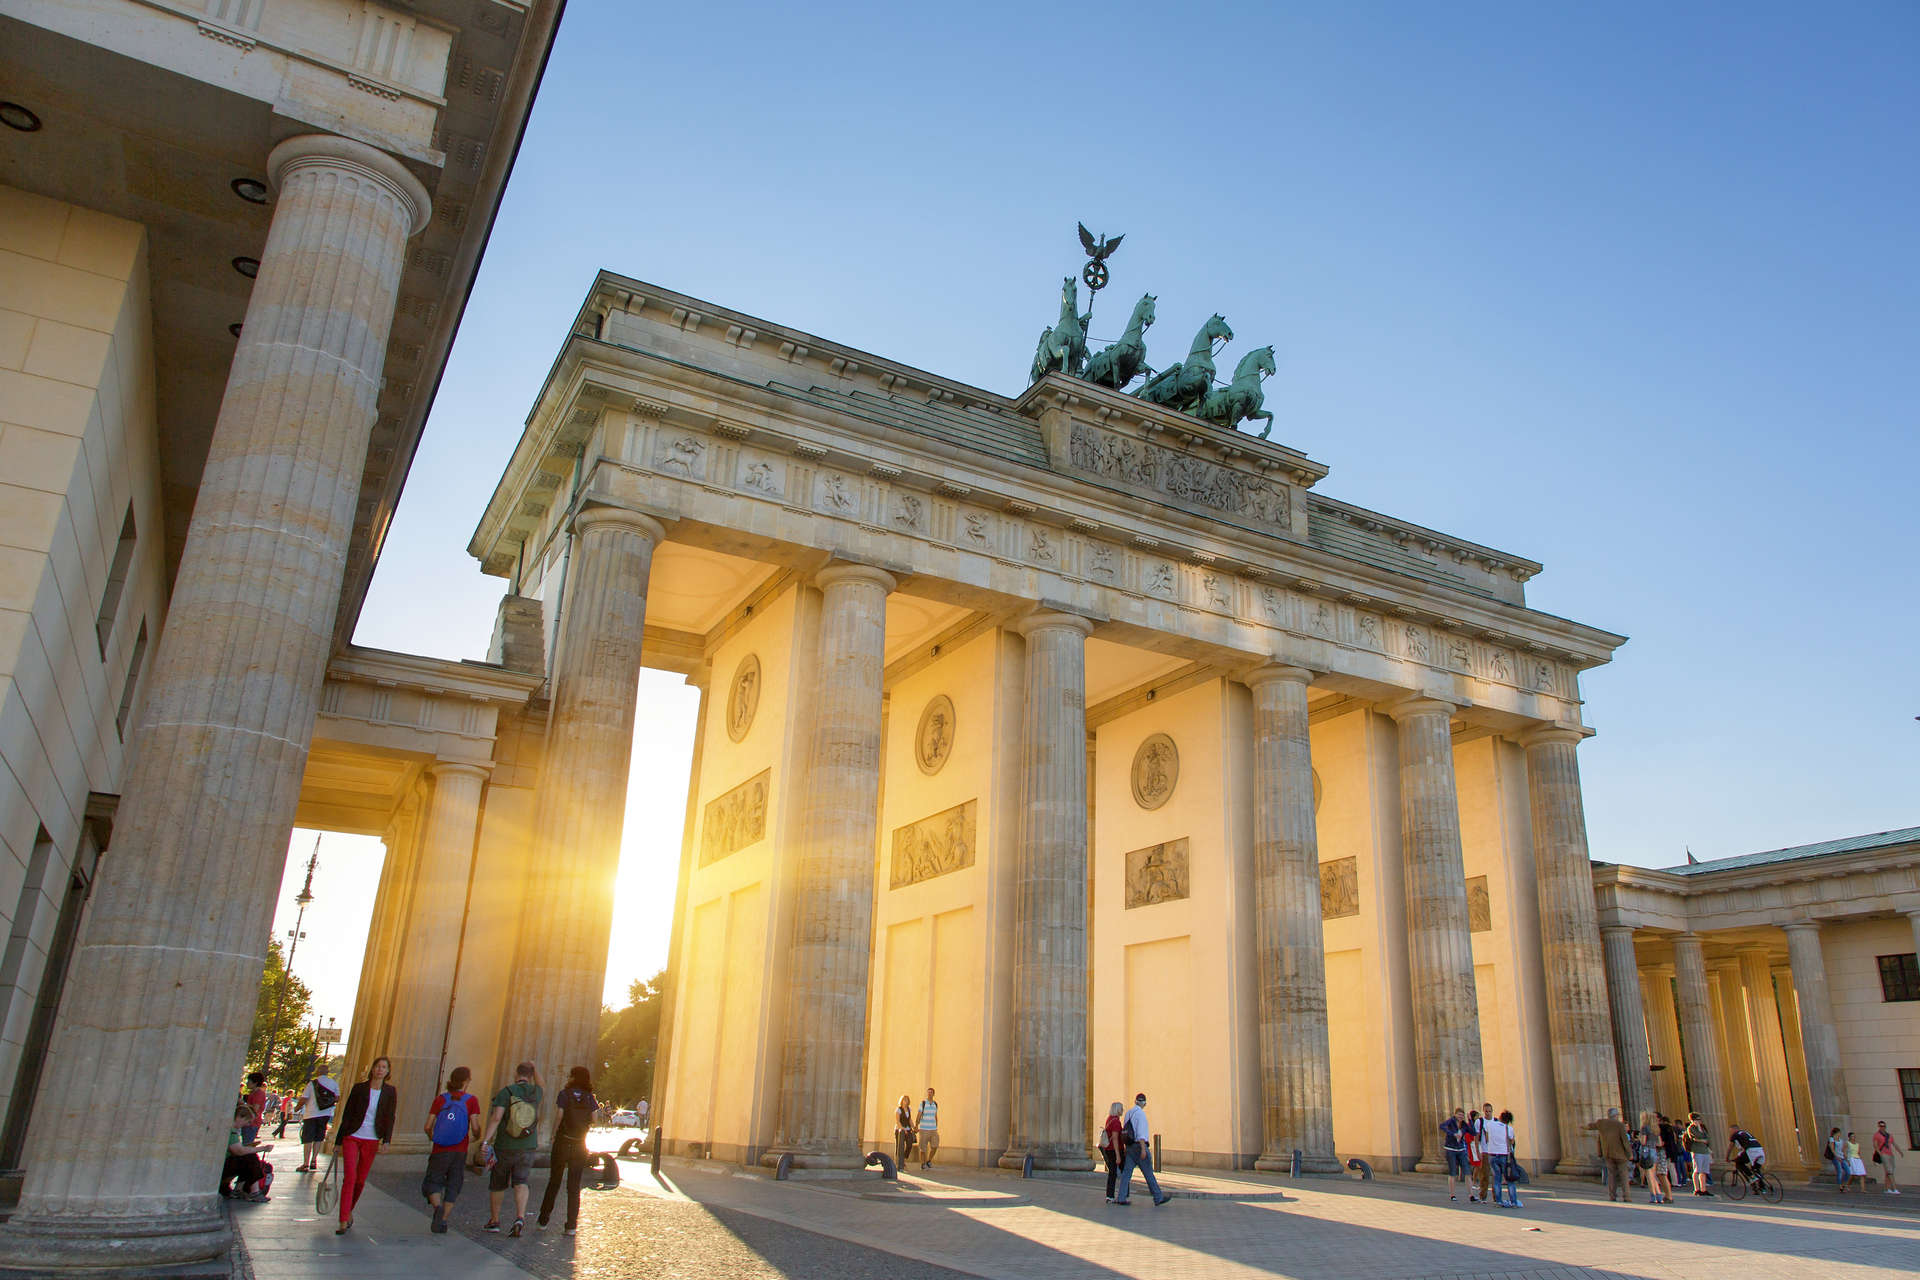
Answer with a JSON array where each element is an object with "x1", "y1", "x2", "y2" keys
[{"x1": 1082, "y1": 293, "x2": 1155, "y2": 389}]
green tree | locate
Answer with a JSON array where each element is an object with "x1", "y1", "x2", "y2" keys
[
  {"x1": 596, "y1": 969, "x2": 665, "y2": 1108},
  {"x1": 246, "y1": 938, "x2": 320, "y2": 1093}
]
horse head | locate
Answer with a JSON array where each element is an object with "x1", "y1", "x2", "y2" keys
[
  {"x1": 1057, "y1": 276, "x2": 1080, "y2": 321},
  {"x1": 1194, "y1": 313, "x2": 1233, "y2": 355},
  {"x1": 1236, "y1": 345, "x2": 1277, "y2": 381},
  {"x1": 1131, "y1": 293, "x2": 1157, "y2": 332}
]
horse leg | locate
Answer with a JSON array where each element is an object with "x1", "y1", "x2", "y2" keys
[{"x1": 1254, "y1": 410, "x2": 1275, "y2": 439}]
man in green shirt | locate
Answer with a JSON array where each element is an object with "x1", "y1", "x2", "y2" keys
[{"x1": 481, "y1": 1061, "x2": 542, "y2": 1237}]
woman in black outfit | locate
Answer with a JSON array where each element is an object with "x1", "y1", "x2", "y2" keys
[{"x1": 537, "y1": 1066, "x2": 601, "y2": 1235}]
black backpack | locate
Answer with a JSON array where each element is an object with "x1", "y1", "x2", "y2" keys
[{"x1": 312, "y1": 1079, "x2": 337, "y2": 1111}]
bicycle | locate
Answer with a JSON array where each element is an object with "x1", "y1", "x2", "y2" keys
[{"x1": 1722, "y1": 1163, "x2": 1785, "y2": 1204}]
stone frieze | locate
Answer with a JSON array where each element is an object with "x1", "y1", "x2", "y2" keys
[
  {"x1": 1066, "y1": 421, "x2": 1290, "y2": 532},
  {"x1": 700, "y1": 768, "x2": 770, "y2": 866},
  {"x1": 890, "y1": 799, "x2": 977, "y2": 888}
]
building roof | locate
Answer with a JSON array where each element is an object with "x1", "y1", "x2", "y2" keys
[{"x1": 1666, "y1": 826, "x2": 1920, "y2": 876}]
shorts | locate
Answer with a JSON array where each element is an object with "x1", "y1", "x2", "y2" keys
[
  {"x1": 300, "y1": 1117, "x2": 330, "y2": 1144},
  {"x1": 1691, "y1": 1153, "x2": 1710, "y2": 1176},
  {"x1": 423, "y1": 1149, "x2": 467, "y2": 1202},
  {"x1": 1445, "y1": 1149, "x2": 1469, "y2": 1178},
  {"x1": 488, "y1": 1148, "x2": 533, "y2": 1191}
]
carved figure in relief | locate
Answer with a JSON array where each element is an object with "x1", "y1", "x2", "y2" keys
[
  {"x1": 1203, "y1": 574, "x2": 1231, "y2": 610},
  {"x1": 701, "y1": 769, "x2": 770, "y2": 866},
  {"x1": 1083, "y1": 293, "x2": 1157, "y2": 389},
  {"x1": 1448, "y1": 637, "x2": 1472, "y2": 669},
  {"x1": 1310, "y1": 602, "x2": 1333, "y2": 634},
  {"x1": 1534, "y1": 662, "x2": 1555, "y2": 692},
  {"x1": 1029, "y1": 276, "x2": 1091, "y2": 383},
  {"x1": 889, "y1": 800, "x2": 977, "y2": 888},
  {"x1": 1197, "y1": 345, "x2": 1278, "y2": 437},
  {"x1": 743, "y1": 459, "x2": 780, "y2": 495},
  {"x1": 1029, "y1": 528, "x2": 1055, "y2": 562},
  {"x1": 1490, "y1": 650, "x2": 1512, "y2": 681},
  {"x1": 1405, "y1": 625, "x2": 1429, "y2": 661},
  {"x1": 893, "y1": 494, "x2": 925, "y2": 529},
  {"x1": 962, "y1": 510, "x2": 992, "y2": 545},
  {"x1": 1320, "y1": 857, "x2": 1359, "y2": 919},
  {"x1": 1131, "y1": 733, "x2": 1179, "y2": 810},
  {"x1": 1146, "y1": 562, "x2": 1175, "y2": 596},
  {"x1": 656, "y1": 435, "x2": 705, "y2": 477},
  {"x1": 1357, "y1": 614, "x2": 1380, "y2": 646},
  {"x1": 726, "y1": 654, "x2": 760, "y2": 743},
  {"x1": 1135, "y1": 314, "x2": 1233, "y2": 415},
  {"x1": 821, "y1": 472, "x2": 856, "y2": 512},
  {"x1": 915, "y1": 695, "x2": 955, "y2": 775},
  {"x1": 1466, "y1": 876, "x2": 1492, "y2": 933},
  {"x1": 1125, "y1": 839, "x2": 1190, "y2": 908},
  {"x1": 1260, "y1": 587, "x2": 1283, "y2": 620},
  {"x1": 1090, "y1": 544, "x2": 1117, "y2": 579}
]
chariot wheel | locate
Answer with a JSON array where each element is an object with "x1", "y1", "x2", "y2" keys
[
  {"x1": 1082, "y1": 260, "x2": 1109, "y2": 291},
  {"x1": 1759, "y1": 1172, "x2": 1785, "y2": 1204},
  {"x1": 1722, "y1": 1168, "x2": 1748, "y2": 1200}
]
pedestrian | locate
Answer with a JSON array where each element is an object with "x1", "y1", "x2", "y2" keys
[
  {"x1": 1874, "y1": 1121, "x2": 1901, "y2": 1194},
  {"x1": 1483, "y1": 1109, "x2": 1521, "y2": 1208},
  {"x1": 221, "y1": 1101, "x2": 275, "y2": 1202},
  {"x1": 893, "y1": 1094, "x2": 916, "y2": 1171},
  {"x1": 1099, "y1": 1102, "x2": 1124, "y2": 1202},
  {"x1": 1473, "y1": 1102, "x2": 1495, "y2": 1204},
  {"x1": 1112, "y1": 1092, "x2": 1169, "y2": 1207},
  {"x1": 1464, "y1": 1106, "x2": 1485, "y2": 1203},
  {"x1": 1684, "y1": 1112, "x2": 1713, "y2": 1196},
  {"x1": 1585, "y1": 1107, "x2": 1632, "y2": 1202},
  {"x1": 330, "y1": 1056, "x2": 396, "y2": 1235},
  {"x1": 1846, "y1": 1131, "x2": 1868, "y2": 1191},
  {"x1": 1659, "y1": 1114, "x2": 1686, "y2": 1198},
  {"x1": 422, "y1": 1066, "x2": 482, "y2": 1234},
  {"x1": 1826, "y1": 1126, "x2": 1849, "y2": 1190},
  {"x1": 637, "y1": 1098, "x2": 649, "y2": 1131},
  {"x1": 240, "y1": 1072, "x2": 268, "y2": 1144},
  {"x1": 1636, "y1": 1110, "x2": 1670, "y2": 1203},
  {"x1": 275, "y1": 1090, "x2": 295, "y2": 1139},
  {"x1": 537, "y1": 1066, "x2": 601, "y2": 1235},
  {"x1": 296, "y1": 1062, "x2": 339, "y2": 1173},
  {"x1": 1441, "y1": 1108, "x2": 1471, "y2": 1202},
  {"x1": 916, "y1": 1088, "x2": 940, "y2": 1170},
  {"x1": 481, "y1": 1060, "x2": 543, "y2": 1237}
]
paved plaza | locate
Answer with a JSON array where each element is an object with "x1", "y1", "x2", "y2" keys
[{"x1": 229, "y1": 1155, "x2": 1920, "y2": 1280}]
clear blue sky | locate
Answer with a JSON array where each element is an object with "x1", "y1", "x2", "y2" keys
[{"x1": 332, "y1": 1, "x2": 1917, "y2": 1004}]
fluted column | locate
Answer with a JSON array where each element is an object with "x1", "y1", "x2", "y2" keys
[
  {"x1": 1383, "y1": 697, "x2": 1483, "y2": 1172},
  {"x1": 1519, "y1": 727, "x2": 1620, "y2": 1173},
  {"x1": 497, "y1": 508, "x2": 663, "y2": 1096},
  {"x1": 765, "y1": 564, "x2": 894, "y2": 1169},
  {"x1": 1738, "y1": 946, "x2": 1799, "y2": 1168},
  {"x1": 1909, "y1": 910, "x2": 1920, "y2": 961},
  {"x1": 999, "y1": 611, "x2": 1094, "y2": 1172},
  {"x1": 384, "y1": 761, "x2": 491, "y2": 1150},
  {"x1": 1642, "y1": 966, "x2": 1686, "y2": 1119},
  {"x1": 1671, "y1": 933, "x2": 1729, "y2": 1140},
  {"x1": 0, "y1": 134, "x2": 428, "y2": 1270},
  {"x1": 1713, "y1": 962, "x2": 1761, "y2": 1134},
  {"x1": 1784, "y1": 922, "x2": 1852, "y2": 1154},
  {"x1": 1246, "y1": 666, "x2": 1338, "y2": 1174},
  {"x1": 1600, "y1": 926, "x2": 1656, "y2": 1121}
]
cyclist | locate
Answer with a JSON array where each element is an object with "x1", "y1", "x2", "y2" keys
[{"x1": 1726, "y1": 1123, "x2": 1764, "y2": 1186}]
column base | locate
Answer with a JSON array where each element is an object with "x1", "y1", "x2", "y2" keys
[
  {"x1": 0, "y1": 1205, "x2": 231, "y2": 1273},
  {"x1": 1554, "y1": 1156, "x2": 1601, "y2": 1177},
  {"x1": 997, "y1": 1146, "x2": 1095, "y2": 1173},
  {"x1": 1254, "y1": 1151, "x2": 1344, "y2": 1175},
  {"x1": 759, "y1": 1143, "x2": 867, "y2": 1172},
  {"x1": 1412, "y1": 1157, "x2": 1450, "y2": 1175}
]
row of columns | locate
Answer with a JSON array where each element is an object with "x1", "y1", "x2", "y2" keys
[{"x1": 1600, "y1": 919, "x2": 1865, "y2": 1169}]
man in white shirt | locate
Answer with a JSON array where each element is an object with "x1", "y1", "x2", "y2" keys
[
  {"x1": 297, "y1": 1066, "x2": 339, "y2": 1173},
  {"x1": 917, "y1": 1088, "x2": 940, "y2": 1170},
  {"x1": 1113, "y1": 1092, "x2": 1169, "y2": 1207}
]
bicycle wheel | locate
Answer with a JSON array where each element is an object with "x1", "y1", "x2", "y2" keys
[
  {"x1": 1761, "y1": 1172, "x2": 1785, "y2": 1204},
  {"x1": 1723, "y1": 1168, "x2": 1748, "y2": 1200}
]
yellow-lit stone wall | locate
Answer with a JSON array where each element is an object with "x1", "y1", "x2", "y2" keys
[
  {"x1": 664, "y1": 585, "x2": 815, "y2": 1161},
  {"x1": 861, "y1": 628, "x2": 1022, "y2": 1166},
  {"x1": 1822, "y1": 918, "x2": 1920, "y2": 1140},
  {"x1": 1090, "y1": 678, "x2": 1260, "y2": 1167},
  {"x1": 0, "y1": 187, "x2": 166, "y2": 1123}
]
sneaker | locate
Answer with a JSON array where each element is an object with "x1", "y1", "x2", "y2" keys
[
  {"x1": 1113, "y1": 1199, "x2": 1130, "y2": 1207},
  {"x1": 508, "y1": 1219, "x2": 523, "y2": 1238},
  {"x1": 564, "y1": 1226, "x2": 577, "y2": 1236},
  {"x1": 536, "y1": 1217, "x2": 549, "y2": 1230},
  {"x1": 431, "y1": 1220, "x2": 448, "y2": 1234},
  {"x1": 1104, "y1": 1196, "x2": 1115, "y2": 1203},
  {"x1": 1153, "y1": 1196, "x2": 1170, "y2": 1206},
  {"x1": 484, "y1": 1220, "x2": 500, "y2": 1233},
  {"x1": 1450, "y1": 1194, "x2": 1457, "y2": 1201}
]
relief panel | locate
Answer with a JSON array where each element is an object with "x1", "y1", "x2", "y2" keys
[
  {"x1": 700, "y1": 769, "x2": 770, "y2": 866},
  {"x1": 1124, "y1": 838, "x2": 1190, "y2": 908},
  {"x1": 890, "y1": 799, "x2": 977, "y2": 888},
  {"x1": 1320, "y1": 856, "x2": 1359, "y2": 920}
]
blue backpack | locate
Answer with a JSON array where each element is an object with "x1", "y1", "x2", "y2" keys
[{"x1": 431, "y1": 1092, "x2": 471, "y2": 1147}]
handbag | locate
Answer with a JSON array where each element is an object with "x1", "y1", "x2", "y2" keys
[{"x1": 314, "y1": 1152, "x2": 341, "y2": 1215}]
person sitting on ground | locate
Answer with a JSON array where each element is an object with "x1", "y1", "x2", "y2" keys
[{"x1": 222, "y1": 1102, "x2": 275, "y2": 1202}]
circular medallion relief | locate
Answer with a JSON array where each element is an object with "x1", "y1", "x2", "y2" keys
[
  {"x1": 1131, "y1": 733, "x2": 1180, "y2": 810},
  {"x1": 726, "y1": 654, "x2": 761, "y2": 743},
  {"x1": 916, "y1": 695, "x2": 956, "y2": 775}
]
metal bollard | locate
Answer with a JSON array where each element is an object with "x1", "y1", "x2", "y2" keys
[
  {"x1": 1022, "y1": 1152, "x2": 1035, "y2": 1179},
  {"x1": 1290, "y1": 1148, "x2": 1302, "y2": 1178},
  {"x1": 775, "y1": 1152, "x2": 794, "y2": 1181},
  {"x1": 1153, "y1": 1133, "x2": 1163, "y2": 1173},
  {"x1": 650, "y1": 1126, "x2": 661, "y2": 1177}
]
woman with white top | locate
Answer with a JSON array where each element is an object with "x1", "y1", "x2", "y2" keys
[{"x1": 330, "y1": 1057, "x2": 396, "y2": 1235}]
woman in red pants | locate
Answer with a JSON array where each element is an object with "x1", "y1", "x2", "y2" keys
[{"x1": 331, "y1": 1057, "x2": 396, "y2": 1234}]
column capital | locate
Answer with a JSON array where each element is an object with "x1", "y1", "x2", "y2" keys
[
  {"x1": 1600, "y1": 923, "x2": 1637, "y2": 940},
  {"x1": 427, "y1": 759, "x2": 492, "y2": 783},
  {"x1": 573, "y1": 505, "x2": 666, "y2": 543},
  {"x1": 268, "y1": 133, "x2": 431, "y2": 237},
  {"x1": 1244, "y1": 663, "x2": 1316, "y2": 690},
  {"x1": 1782, "y1": 919, "x2": 1825, "y2": 937},
  {"x1": 813, "y1": 561, "x2": 897, "y2": 594},
  {"x1": 1517, "y1": 722, "x2": 1592, "y2": 749},
  {"x1": 1379, "y1": 694, "x2": 1457, "y2": 723},
  {"x1": 1011, "y1": 609, "x2": 1094, "y2": 639}
]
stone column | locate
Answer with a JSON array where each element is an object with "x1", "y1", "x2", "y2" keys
[
  {"x1": 1600, "y1": 926, "x2": 1656, "y2": 1122},
  {"x1": 999, "y1": 612, "x2": 1095, "y2": 1172},
  {"x1": 765, "y1": 565, "x2": 894, "y2": 1169},
  {"x1": 1909, "y1": 910, "x2": 1920, "y2": 961},
  {"x1": 0, "y1": 134, "x2": 428, "y2": 1270},
  {"x1": 1713, "y1": 962, "x2": 1761, "y2": 1134},
  {"x1": 1519, "y1": 727, "x2": 1620, "y2": 1173},
  {"x1": 497, "y1": 508, "x2": 663, "y2": 1091},
  {"x1": 1642, "y1": 966, "x2": 1686, "y2": 1119},
  {"x1": 1738, "y1": 946, "x2": 1799, "y2": 1168},
  {"x1": 1774, "y1": 970, "x2": 1818, "y2": 1166},
  {"x1": 1783, "y1": 922, "x2": 1852, "y2": 1154},
  {"x1": 1245, "y1": 666, "x2": 1338, "y2": 1174},
  {"x1": 1383, "y1": 697, "x2": 1483, "y2": 1172},
  {"x1": 384, "y1": 761, "x2": 490, "y2": 1149},
  {"x1": 1671, "y1": 933, "x2": 1729, "y2": 1139}
]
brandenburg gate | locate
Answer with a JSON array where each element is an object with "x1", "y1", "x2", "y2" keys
[{"x1": 459, "y1": 267, "x2": 1628, "y2": 1175}]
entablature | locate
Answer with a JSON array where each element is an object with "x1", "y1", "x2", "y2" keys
[{"x1": 1593, "y1": 849, "x2": 1920, "y2": 934}]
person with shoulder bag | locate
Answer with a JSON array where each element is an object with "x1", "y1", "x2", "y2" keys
[
  {"x1": 1098, "y1": 1103, "x2": 1124, "y2": 1202},
  {"x1": 1873, "y1": 1120, "x2": 1902, "y2": 1194},
  {"x1": 894, "y1": 1094, "x2": 916, "y2": 1171}
]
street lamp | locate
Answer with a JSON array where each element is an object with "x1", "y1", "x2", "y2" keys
[{"x1": 259, "y1": 834, "x2": 320, "y2": 1082}]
